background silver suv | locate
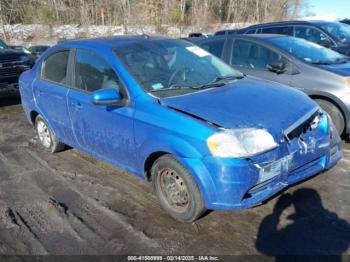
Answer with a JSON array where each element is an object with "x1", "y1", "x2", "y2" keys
[{"x1": 190, "y1": 34, "x2": 350, "y2": 137}]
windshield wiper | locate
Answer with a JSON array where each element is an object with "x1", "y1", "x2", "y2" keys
[
  {"x1": 311, "y1": 60, "x2": 332, "y2": 65},
  {"x1": 312, "y1": 58, "x2": 349, "y2": 65},
  {"x1": 333, "y1": 58, "x2": 349, "y2": 64},
  {"x1": 149, "y1": 75, "x2": 243, "y2": 93},
  {"x1": 195, "y1": 75, "x2": 242, "y2": 90},
  {"x1": 149, "y1": 85, "x2": 197, "y2": 93}
]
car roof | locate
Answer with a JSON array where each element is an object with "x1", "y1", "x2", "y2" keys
[
  {"x1": 243, "y1": 20, "x2": 334, "y2": 29},
  {"x1": 191, "y1": 33, "x2": 289, "y2": 44},
  {"x1": 56, "y1": 35, "x2": 169, "y2": 50},
  {"x1": 215, "y1": 29, "x2": 238, "y2": 33}
]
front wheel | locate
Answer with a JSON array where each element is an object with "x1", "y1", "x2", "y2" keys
[
  {"x1": 314, "y1": 99, "x2": 345, "y2": 135},
  {"x1": 151, "y1": 155, "x2": 206, "y2": 222}
]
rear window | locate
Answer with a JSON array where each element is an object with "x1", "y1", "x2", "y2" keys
[
  {"x1": 215, "y1": 31, "x2": 226, "y2": 36},
  {"x1": 261, "y1": 26, "x2": 293, "y2": 36},
  {"x1": 42, "y1": 50, "x2": 69, "y2": 85},
  {"x1": 200, "y1": 39, "x2": 225, "y2": 57},
  {"x1": 246, "y1": 29, "x2": 257, "y2": 34}
]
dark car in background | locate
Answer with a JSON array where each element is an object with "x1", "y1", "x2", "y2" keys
[
  {"x1": 238, "y1": 20, "x2": 350, "y2": 56},
  {"x1": 341, "y1": 19, "x2": 350, "y2": 25},
  {"x1": 0, "y1": 39, "x2": 8, "y2": 49},
  {"x1": 214, "y1": 29, "x2": 239, "y2": 36},
  {"x1": 9, "y1": 45, "x2": 32, "y2": 55},
  {"x1": 0, "y1": 39, "x2": 35, "y2": 97},
  {"x1": 190, "y1": 34, "x2": 350, "y2": 137},
  {"x1": 28, "y1": 45, "x2": 50, "y2": 58}
]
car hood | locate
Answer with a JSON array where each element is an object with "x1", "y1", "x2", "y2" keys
[
  {"x1": 320, "y1": 61, "x2": 350, "y2": 76},
  {"x1": 160, "y1": 77, "x2": 318, "y2": 140},
  {"x1": 0, "y1": 49, "x2": 25, "y2": 60}
]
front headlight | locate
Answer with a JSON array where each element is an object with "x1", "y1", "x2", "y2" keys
[{"x1": 207, "y1": 128, "x2": 278, "y2": 158}]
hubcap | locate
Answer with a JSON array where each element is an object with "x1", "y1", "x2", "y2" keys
[
  {"x1": 157, "y1": 168, "x2": 189, "y2": 213},
  {"x1": 37, "y1": 120, "x2": 51, "y2": 148}
]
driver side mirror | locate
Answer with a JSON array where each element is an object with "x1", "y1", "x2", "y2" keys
[
  {"x1": 91, "y1": 88, "x2": 124, "y2": 106},
  {"x1": 267, "y1": 61, "x2": 286, "y2": 74}
]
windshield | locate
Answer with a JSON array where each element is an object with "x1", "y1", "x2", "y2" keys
[
  {"x1": 268, "y1": 36, "x2": 348, "y2": 65},
  {"x1": 319, "y1": 22, "x2": 350, "y2": 43},
  {"x1": 113, "y1": 39, "x2": 242, "y2": 97}
]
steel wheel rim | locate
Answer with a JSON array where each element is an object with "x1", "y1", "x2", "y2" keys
[
  {"x1": 157, "y1": 168, "x2": 190, "y2": 213},
  {"x1": 37, "y1": 120, "x2": 51, "y2": 148}
]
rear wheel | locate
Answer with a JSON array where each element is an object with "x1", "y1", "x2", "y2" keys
[
  {"x1": 314, "y1": 99, "x2": 345, "y2": 135},
  {"x1": 35, "y1": 115, "x2": 65, "y2": 153},
  {"x1": 151, "y1": 155, "x2": 206, "y2": 222}
]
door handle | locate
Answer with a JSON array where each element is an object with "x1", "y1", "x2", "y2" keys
[
  {"x1": 72, "y1": 101, "x2": 83, "y2": 110},
  {"x1": 35, "y1": 89, "x2": 43, "y2": 97}
]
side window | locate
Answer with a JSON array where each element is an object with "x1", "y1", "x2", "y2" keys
[
  {"x1": 215, "y1": 31, "x2": 226, "y2": 36},
  {"x1": 246, "y1": 29, "x2": 257, "y2": 34},
  {"x1": 42, "y1": 50, "x2": 70, "y2": 85},
  {"x1": 232, "y1": 40, "x2": 287, "y2": 70},
  {"x1": 200, "y1": 40, "x2": 225, "y2": 57},
  {"x1": 294, "y1": 26, "x2": 330, "y2": 44},
  {"x1": 261, "y1": 26, "x2": 293, "y2": 36},
  {"x1": 74, "y1": 49, "x2": 121, "y2": 92}
]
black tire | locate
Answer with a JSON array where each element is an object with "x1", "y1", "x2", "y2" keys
[
  {"x1": 35, "y1": 115, "x2": 65, "y2": 153},
  {"x1": 314, "y1": 99, "x2": 345, "y2": 135},
  {"x1": 151, "y1": 154, "x2": 206, "y2": 222}
]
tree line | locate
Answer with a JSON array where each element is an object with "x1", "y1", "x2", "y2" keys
[{"x1": 0, "y1": 0, "x2": 306, "y2": 32}]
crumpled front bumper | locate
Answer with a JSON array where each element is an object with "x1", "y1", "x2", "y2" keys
[{"x1": 177, "y1": 114, "x2": 342, "y2": 211}]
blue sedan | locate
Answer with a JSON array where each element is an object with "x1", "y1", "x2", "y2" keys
[{"x1": 19, "y1": 36, "x2": 342, "y2": 222}]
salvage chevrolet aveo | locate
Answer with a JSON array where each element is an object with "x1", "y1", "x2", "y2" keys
[{"x1": 19, "y1": 36, "x2": 342, "y2": 222}]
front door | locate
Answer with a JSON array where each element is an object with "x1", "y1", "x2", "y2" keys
[
  {"x1": 67, "y1": 48, "x2": 136, "y2": 168},
  {"x1": 230, "y1": 39, "x2": 292, "y2": 86}
]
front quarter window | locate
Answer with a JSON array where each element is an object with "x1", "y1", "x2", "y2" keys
[{"x1": 113, "y1": 39, "x2": 242, "y2": 97}]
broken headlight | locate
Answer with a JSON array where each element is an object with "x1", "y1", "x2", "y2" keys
[{"x1": 207, "y1": 128, "x2": 278, "y2": 158}]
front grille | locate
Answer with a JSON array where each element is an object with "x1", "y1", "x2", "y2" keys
[
  {"x1": 0, "y1": 66, "x2": 22, "y2": 77},
  {"x1": 0, "y1": 82, "x2": 8, "y2": 89},
  {"x1": 284, "y1": 107, "x2": 320, "y2": 141},
  {"x1": 0, "y1": 57, "x2": 28, "y2": 78}
]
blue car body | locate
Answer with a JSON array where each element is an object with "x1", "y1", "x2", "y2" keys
[{"x1": 19, "y1": 36, "x2": 342, "y2": 211}]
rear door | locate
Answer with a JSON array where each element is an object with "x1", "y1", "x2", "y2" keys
[
  {"x1": 197, "y1": 38, "x2": 226, "y2": 58},
  {"x1": 67, "y1": 48, "x2": 136, "y2": 168},
  {"x1": 229, "y1": 39, "x2": 293, "y2": 86},
  {"x1": 33, "y1": 49, "x2": 75, "y2": 144}
]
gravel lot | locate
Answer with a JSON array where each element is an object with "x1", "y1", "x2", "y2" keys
[{"x1": 0, "y1": 97, "x2": 349, "y2": 258}]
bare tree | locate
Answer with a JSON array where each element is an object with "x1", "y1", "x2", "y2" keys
[{"x1": 0, "y1": 0, "x2": 308, "y2": 32}]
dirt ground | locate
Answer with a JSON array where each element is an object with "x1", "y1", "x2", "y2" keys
[{"x1": 0, "y1": 97, "x2": 349, "y2": 258}]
